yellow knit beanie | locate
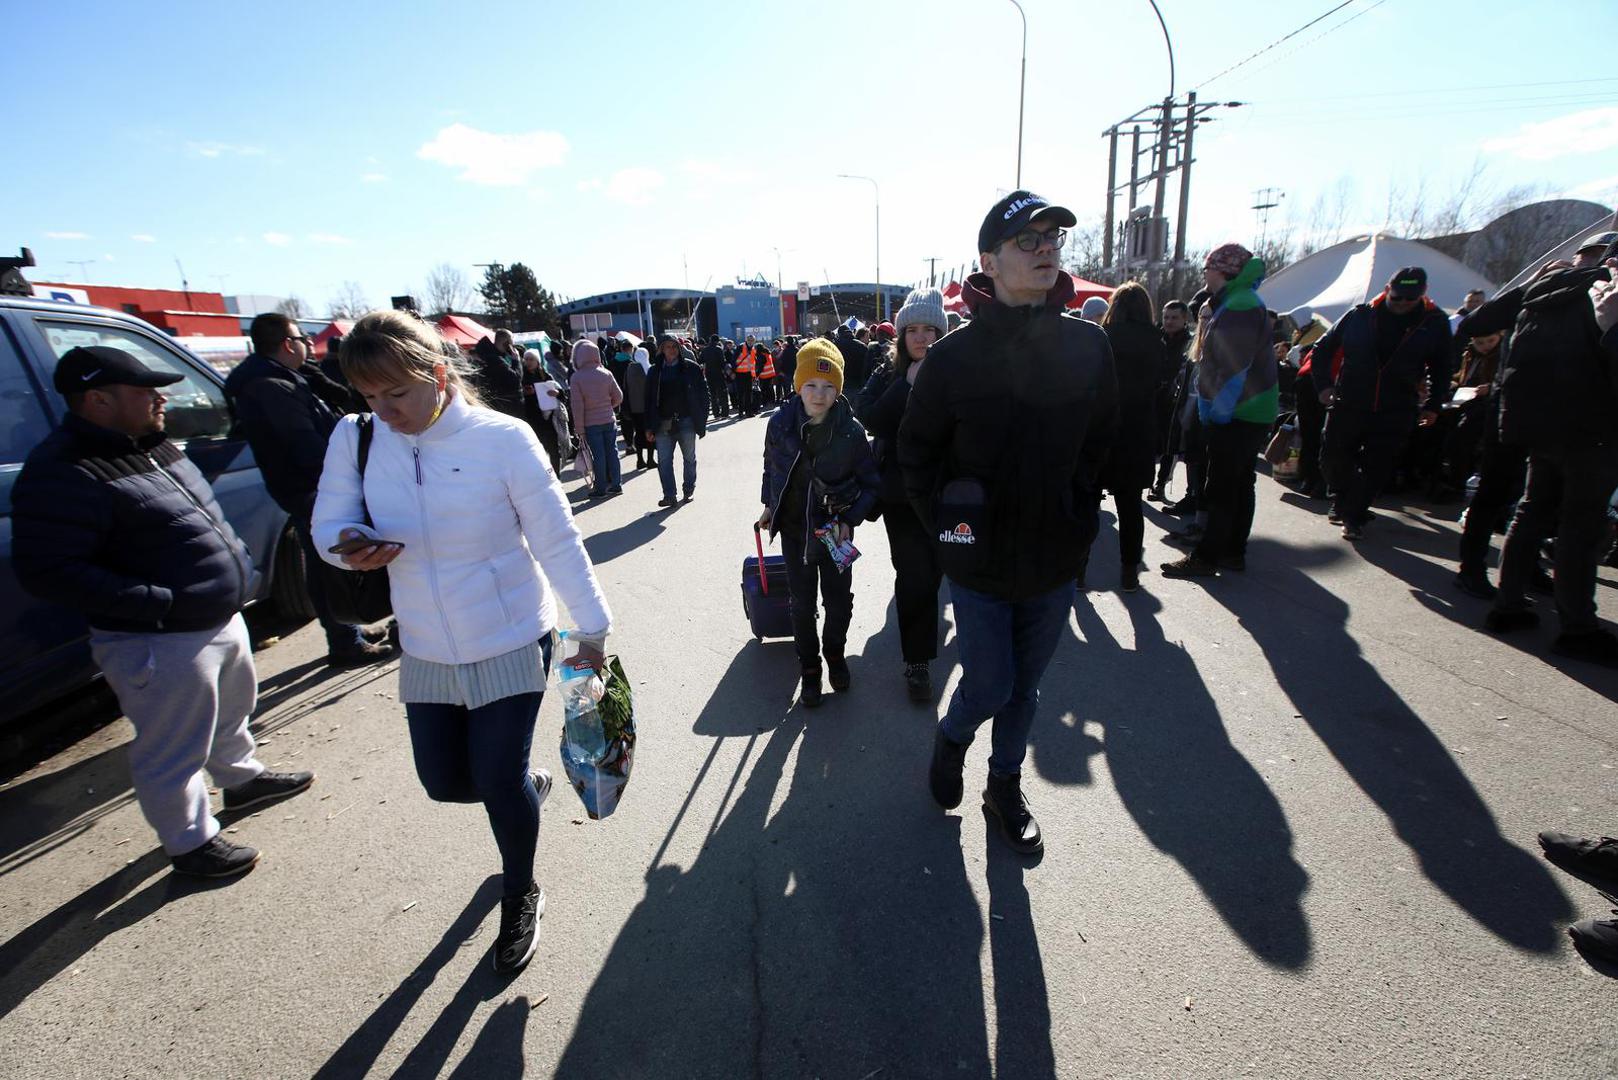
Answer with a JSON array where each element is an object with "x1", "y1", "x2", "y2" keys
[{"x1": 794, "y1": 339, "x2": 845, "y2": 394}]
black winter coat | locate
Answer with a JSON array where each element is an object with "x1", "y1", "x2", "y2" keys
[
  {"x1": 898, "y1": 273, "x2": 1119, "y2": 601},
  {"x1": 854, "y1": 353, "x2": 916, "y2": 506},
  {"x1": 223, "y1": 352, "x2": 357, "y2": 518},
  {"x1": 835, "y1": 330, "x2": 873, "y2": 393},
  {"x1": 761, "y1": 398, "x2": 881, "y2": 547},
  {"x1": 1468, "y1": 267, "x2": 1618, "y2": 449},
  {"x1": 645, "y1": 353, "x2": 711, "y2": 434},
  {"x1": 1310, "y1": 297, "x2": 1452, "y2": 413},
  {"x1": 471, "y1": 338, "x2": 525, "y2": 417},
  {"x1": 11, "y1": 416, "x2": 261, "y2": 633},
  {"x1": 1102, "y1": 320, "x2": 1166, "y2": 492}
]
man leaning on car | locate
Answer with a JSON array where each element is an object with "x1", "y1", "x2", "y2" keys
[{"x1": 10, "y1": 345, "x2": 314, "y2": 878}]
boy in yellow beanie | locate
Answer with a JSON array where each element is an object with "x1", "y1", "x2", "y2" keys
[{"x1": 758, "y1": 338, "x2": 882, "y2": 707}]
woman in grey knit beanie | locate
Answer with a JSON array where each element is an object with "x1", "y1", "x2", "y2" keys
[{"x1": 850, "y1": 286, "x2": 951, "y2": 701}]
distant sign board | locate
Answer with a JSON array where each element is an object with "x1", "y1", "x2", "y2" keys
[
  {"x1": 32, "y1": 284, "x2": 90, "y2": 305},
  {"x1": 797, "y1": 281, "x2": 810, "y2": 301}
]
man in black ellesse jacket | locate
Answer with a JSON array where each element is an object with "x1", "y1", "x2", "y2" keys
[
  {"x1": 899, "y1": 189, "x2": 1118, "y2": 855},
  {"x1": 12, "y1": 346, "x2": 313, "y2": 879}
]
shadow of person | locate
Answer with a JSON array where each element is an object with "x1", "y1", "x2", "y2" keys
[
  {"x1": 557, "y1": 643, "x2": 993, "y2": 1078},
  {"x1": 444, "y1": 996, "x2": 532, "y2": 1078},
  {"x1": 984, "y1": 816, "x2": 1055, "y2": 1078},
  {"x1": 1039, "y1": 593, "x2": 1313, "y2": 970},
  {"x1": 582, "y1": 513, "x2": 669, "y2": 567},
  {"x1": 0, "y1": 848, "x2": 230, "y2": 1019},
  {"x1": 312, "y1": 875, "x2": 503, "y2": 1079},
  {"x1": 1210, "y1": 539, "x2": 1574, "y2": 951}
]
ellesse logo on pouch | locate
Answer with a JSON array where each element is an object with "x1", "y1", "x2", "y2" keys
[{"x1": 938, "y1": 522, "x2": 976, "y2": 545}]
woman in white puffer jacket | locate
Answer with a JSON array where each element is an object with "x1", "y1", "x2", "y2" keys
[{"x1": 313, "y1": 310, "x2": 611, "y2": 976}]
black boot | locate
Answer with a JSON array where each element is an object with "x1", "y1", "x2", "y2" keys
[
  {"x1": 928, "y1": 726, "x2": 968, "y2": 809},
  {"x1": 800, "y1": 668, "x2": 824, "y2": 708},
  {"x1": 825, "y1": 653, "x2": 851, "y2": 691},
  {"x1": 983, "y1": 771, "x2": 1042, "y2": 854}
]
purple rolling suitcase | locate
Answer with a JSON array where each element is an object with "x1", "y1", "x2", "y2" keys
[{"x1": 742, "y1": 524, "x2": 793, "y2": 640}]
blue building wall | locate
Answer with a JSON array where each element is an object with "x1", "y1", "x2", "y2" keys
[{"x1": 715, "y1": 284, "x2": 780, "y2": 340}]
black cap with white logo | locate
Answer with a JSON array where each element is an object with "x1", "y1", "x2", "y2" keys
[
  {"x1": 977, "y1": 190, "x2": 1077, "y2": 255},
  {"x1": 53, "y1": 346, "x2": 184, "y2": 395}
]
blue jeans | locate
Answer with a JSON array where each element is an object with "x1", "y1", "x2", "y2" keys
[
  {"x1": 655, "y1": 418, "x2": 698, "y2": 499},
  {"x1": 939, "y1": 580, "x2": 1073, "y2": 775},
  {"x1": 584, "y1": 422, "x2": 622, "y2": 494},
  {"x1": 403, "y1": 641, "x2": 554, "y2": 897}
]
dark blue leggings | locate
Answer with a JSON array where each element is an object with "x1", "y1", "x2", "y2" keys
[{"x1": 405, "y1": 686, "x2": 548, "y2": 898}]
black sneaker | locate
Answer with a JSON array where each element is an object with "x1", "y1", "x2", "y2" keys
[
  {"x1": 657, "y1": 496, "x2": 677, "y2": 508},
  {"x1": 492, "y1": 882, "x2": 545, "y2": 975},
  {"x1": 983, "y1": 772, "x2": 1043, "y2": 855},
  {"x1": 1484, "y1": 607, "x2": 1540, "y2": 634},
  {"x1": 1539, "y1": 831, "x2": 1618, "y2": 884},
  {"x1": 1570, "y1": 898, "x2": 1618, "y2": 963},
  {"x1": 1551, "y1": 629, "x2": 1618, "y2": 668},
  {"x1": 904, "y1": 662, "x2": 932, "y2": 703},
  {"x1": 1326, "y1": 504, "x2": 1344, "y2": 525},
  {"x1": 327, "y1": 640, "x2": 395, "y2": 667},
  {"x1": 800, "y1": 668, "x2": 824, "y2": 708},
  {"x1": 171, "y1": 834, "x2": 260, "y2": 878},
  {"x1": 1120, "y1": 566, "x2": 1140, "y2": 592},
  {"x1": 1160, "y1": 554, "x2": 1217, "y2": 578},
  {"x1": 1530, "y1": 568, "x2": 1555, "y2": 595},
  {"x1": 1341, "y1": 521, "x2": 1365, "y2": 541},
  {"x1": 825, "y1": 655, "x2": 851, "y2": 692},
  {"x1": 1453, "y1": 570, "x2": 1497, "y2": 600},
  {"x1": 928, "y1": 727, "x2": 968, "y2": 809},
  {"x1": 223, "y1": 770, "x2": 315, "y2": 812},
  {"x1": 1165, "y1": 497, "x2": 1197, "y2": 517}
]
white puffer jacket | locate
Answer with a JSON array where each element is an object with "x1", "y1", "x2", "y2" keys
[{"x1": 313, "y1": 393, "x2": 611, "y2": 665}]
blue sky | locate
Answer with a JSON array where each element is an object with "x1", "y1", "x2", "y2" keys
[{"x1": 12, "y1": 0, "x2": 1618, "y2": 314}]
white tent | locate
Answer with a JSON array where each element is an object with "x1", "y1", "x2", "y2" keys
[
  {"x1": 1261, "y1": 234, "x2": 1496, "y2": 325},
  {"x1": 1498, "y1": 208, "x2": 1618, "y2": 291}
]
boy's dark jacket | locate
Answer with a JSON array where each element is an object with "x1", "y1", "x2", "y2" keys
[
  {"x1": 897, "y1": 271, "x2": 1119, "y2": 601},
  {"x1": 761, "y1": 396, "x2": 881, "y2": 545}
]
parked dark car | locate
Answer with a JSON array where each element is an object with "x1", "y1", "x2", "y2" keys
[{"x1": 0, "y1": 296, "x2": 313, "y2": 726}]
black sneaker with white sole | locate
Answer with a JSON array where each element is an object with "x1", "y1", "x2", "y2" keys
[
  {"x1": 170, "y1": 834, "x2": 260, "y2": 878},
  {"x1": 223, "y1": 770, "x2": 315, "y2": 812},
  {"x1": 493, "y1": 882, "x2": 546, "y2": 974}
]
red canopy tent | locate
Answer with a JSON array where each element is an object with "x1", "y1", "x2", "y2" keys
[
  {"x1": 941, "y1": 273, "x2": 1112, "y2": 314},
  {"x1": 311, "y1": 319, "x2": 354, "y2": 348},
  {"x1": 437, "y1": 314, "x2": 494, "y2": 348}
]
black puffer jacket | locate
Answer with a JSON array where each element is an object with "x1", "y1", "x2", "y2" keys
[
  {"x1": 12, "y1": 416, "x2": 261, "y2": 633},
  {"x1": 835, "y1": 329, "x2": 873, "y2": 393},
  {"x1": 898, "y1": 272, "x2": 1119, "y2": 601},
  {"x1": 761, "y1": 397, "x2": 882, "y2": 544},
  {"x1": 1102, "y1": 320, "x2": 1166, "y2": 492},
  {"x1": 1310, "y1": 295, "x2": 1452, "y2": 413},
  {"x1": 854, "y1": 353, "x2": 914, "y2": 506},
  {"x1": 1466, "y1": 267, "x2": 1618, "y2": 449},
  {"x1": 224, "y1": 352, "x2": 359, "y2": 518}
]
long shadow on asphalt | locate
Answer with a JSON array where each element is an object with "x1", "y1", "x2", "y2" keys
[
  {"x1": 1033, "y1": 591, "x2": 1313, "y2": 969},
  {"x1": 1207, "y1": 538, "x2": 1574, "y2": 952},
  {"x1": 557, "y1": 628, "x2": 1038, "y2": 1078},
  {"x1": 0, "y1": 848, "x2": 237, "y2": 1020},
  {"x1": 312, "y1": 875, "x2": 515, "y2": 1079}
]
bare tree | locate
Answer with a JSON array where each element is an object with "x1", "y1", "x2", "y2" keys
[
  {"x1": 327, "y1": 281, "x2": 372, "y2": 320},
  {"x1": 424, "y1": 263, "x2": 473, "y2": 315},
  {"x1": 1061, "y1": 220, "x2": 1110, "y2": 283},
  {"x1": 1295, "y1": 176, "x2": 1355, "y2": 258},
  {"x1": 274, "y1": 295, "x2": 306, "y2": 319}
]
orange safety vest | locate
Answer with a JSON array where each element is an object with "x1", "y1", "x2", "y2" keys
[
  {"x1": 757, "y1": 350, "x2": 776, "y2": 380},
  {"x1": 734, "y1": 345, "x2": 755, "y2": 376}
]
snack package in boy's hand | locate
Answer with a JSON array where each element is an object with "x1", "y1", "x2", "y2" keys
[
  {"x1": 814, "y1": 521, "x2": 861, "y2": 573},
  {"x1": 556, "y1": 630, "x2": 636, "y2": 820}
]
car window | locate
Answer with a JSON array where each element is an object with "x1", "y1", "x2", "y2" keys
[
  {"x1": 1, "y1": 353, "x2": 53, "y2": 466},
  {"x1": 35, "y1": 321, "x2": 233, "y2": 441}
]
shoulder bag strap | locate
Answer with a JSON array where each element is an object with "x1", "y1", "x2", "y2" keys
[{"x1": 356, "y1": 413, "x2": 377, "y2": 530}]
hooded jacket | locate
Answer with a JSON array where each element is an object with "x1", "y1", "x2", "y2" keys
[
  {"x1": 1309, "y1": 293, "x2": 1452, "y2": 414},
  {"x1": 898, "y1": 271, "x2": 1119, "y2": 601},
  {"x1": 761, "y1": 396, "x2": 881, "y2": 553},
  {"x1": 12, "y1": 416, "x2": 260, "y2": 633},
  {"x1": 568, "y1": 340, "x2": 624, "y2": 430},
  {"x1": 1195, "y1": 257, "x2": 1280, "y2": 426},
  {"x1": 1474, "y1": 266, "x2": 1618, "y2": 449}
]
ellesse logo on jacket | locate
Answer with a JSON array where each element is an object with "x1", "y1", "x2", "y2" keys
[{"x1": 938, "y1": 522, "x2": 976, "y2": 545}]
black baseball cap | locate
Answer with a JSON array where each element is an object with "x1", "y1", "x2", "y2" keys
[
  {"x1": 1387, "y1": 266, "x2": 1428, "y2": 300},
  {"x1": 53, "y1": 345, "x2": 184, "y2": 395},
  {"x1": 977, "y1": 190, "x2": 1077, "y2": 255}
]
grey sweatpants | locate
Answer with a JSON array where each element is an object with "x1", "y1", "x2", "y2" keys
[{"x1": 91, "y1": 614, "x2": 264, "y2": 856}]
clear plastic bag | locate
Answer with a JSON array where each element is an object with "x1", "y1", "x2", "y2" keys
[{"x1": 556, "y1": 630, "x2": 636, "y2": 820}]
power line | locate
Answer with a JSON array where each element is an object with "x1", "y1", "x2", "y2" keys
[
  {"x1": 1247, "y1": 76, "x2": 1618, "y2": 106},
  {"x1": 1195, "y1": 0, "x2": 1360, "y2": 89},
  {"x1": 1229, "y1": 0, "x2": 1391, "y2": 85}
]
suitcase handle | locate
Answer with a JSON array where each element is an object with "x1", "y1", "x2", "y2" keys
[{"x1": 753, "y1": 523, "x2": 769, "y2": 596}]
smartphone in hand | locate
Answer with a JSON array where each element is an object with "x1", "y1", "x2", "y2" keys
[{"x1": 327, "y1": 537, "x2": 403, "y2": 555}]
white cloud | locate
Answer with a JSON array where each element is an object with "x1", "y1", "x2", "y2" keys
[
  {"x1": 1565, "y1": 173, "x2": 1618, "y2": 204},
  {"x1": 361, "y1": 172, "x2": 388, "y2": 183},
  {"x1": 45, "y1": 230, "x2": 90, "y2": 240},
  {"x1": 416, "y1": 123, "x2": 569, "y2": 185},
  {"x1": 102, "y1": 253, "x2": 116, "y2": 262},
  {"x1": 130, "y1": 233, "x2": 157, "y2": 243},
  {"x1": 576, "y1": 179, "x2": 603, "y2": 192},
  {"x1": 308, "y1": 233, "x2": 354, "y2": 245},
  {"x1": 1483, "y1": 106, "x2": 1618, "y2": 162},
  {"x1": 262, "y1": 232, "x2": 292, "y2": 246},
  {"x1": 681, "y1": 158, "x2": 756, "y2": 185},
  {"x1": 604, "y1": 167, "x2": 665, "y2": 206},
  {"x1": 188, "y1": 141, "x2": 267, "y2": 159}
]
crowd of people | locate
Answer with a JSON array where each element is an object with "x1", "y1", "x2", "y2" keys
[{"x1": 8, "y1": 188, "x2": 1618, "y2": 974}]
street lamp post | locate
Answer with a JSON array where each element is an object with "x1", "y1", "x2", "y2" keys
[
  {"x1": 837, "y1": 174, "x2": 882, "y2": 321},
  {"x1": 1007, "y1": 0, "x2": 1026, "y2": 188}
]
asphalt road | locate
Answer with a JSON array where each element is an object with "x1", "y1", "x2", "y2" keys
[{"x1": 2, "y1": 409, "x2": 1615, "y2": 1079}]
